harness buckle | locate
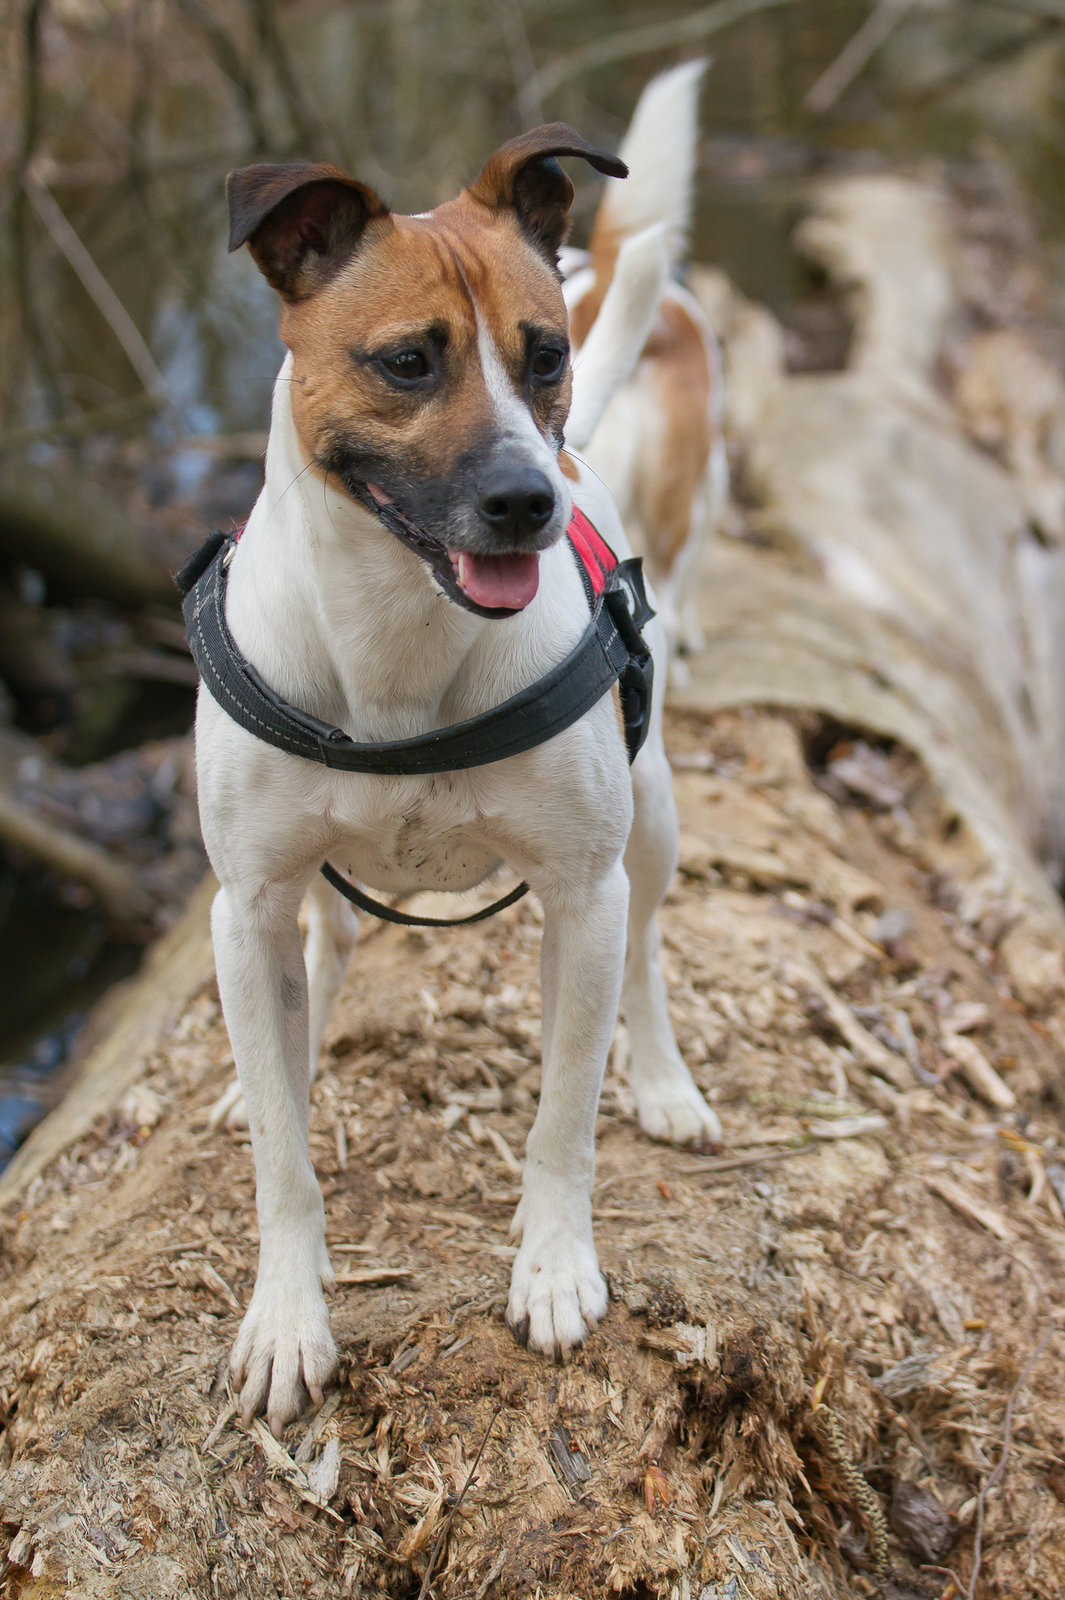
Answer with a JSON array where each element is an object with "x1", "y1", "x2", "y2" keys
[{"x1": 603, "y1": 558, "x2": 655, "y2": 763}]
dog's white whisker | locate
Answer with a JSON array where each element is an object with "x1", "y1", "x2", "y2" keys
[{"x1": 267, "y1": 457, "x2": 316, "y2": 515}]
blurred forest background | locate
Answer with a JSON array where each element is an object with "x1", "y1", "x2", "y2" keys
[{"x1": 3, "y1": 0, "x2": 1065, "y2": 1162}]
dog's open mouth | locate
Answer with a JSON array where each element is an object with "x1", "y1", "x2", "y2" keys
[
  {"x1": 365, "y1": 481, "x2": 539, "y2": 615},
  {"x1": 447, "y1": 549, "x2": 540, "y2": 610}
]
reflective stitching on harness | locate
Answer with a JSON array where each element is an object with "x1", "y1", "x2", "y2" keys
[
  {"x1": 183, "y1": 521, "x2": 648, "y2": 773},
  {"x1": 196, "y1": 580, "x2": 305, "y2": 750}
]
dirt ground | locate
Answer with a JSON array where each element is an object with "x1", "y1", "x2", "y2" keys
[{"x1": 2, "y1": 706, "x2": 1065, "y2": 1599}]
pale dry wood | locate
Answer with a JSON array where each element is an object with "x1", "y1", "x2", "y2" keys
[
  {"x1": 923, "y1": 1173, "x2": 1017, "y2": 1242},
  {"x1": 687, "y1": 179, "x2": 1065, "y2": 1012},
  {"x1": 333, "y1": 1267, "x2": 414, "y2": 1285},
  {"x1": 787, "y1": 959, "x2": 914, "y2": 1091},
  {"x1": 940, "y1": 1033, "x2": 1017, "y2": 1111}
]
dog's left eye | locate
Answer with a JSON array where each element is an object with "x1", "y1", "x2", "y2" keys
[
  {"x1": 381, "y1": 350, "x2": 431, "y2": 383},
  {"x1": 530, "y1": 346, "x2": 567, "y2": 381}
]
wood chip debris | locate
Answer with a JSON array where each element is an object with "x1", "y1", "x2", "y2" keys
[
  {"x1": 6, "y1": 701, "x2": 1065, "y2": 1598},
  {"x1": 940, "y1": 1031, "x2": 1016, "y2": 1110},
  {"x1": 923, "y1": 1173, "x2": 1017, "y2": 1241},
  {"x1": 250, "y1": 1419, "x2": 343, "y2": 1515},
  {"x1": 788, "y1": 960, "x2": 914, "y2": 1089},
  {"x1": 547, "y1": 1426, "x2": 592, "y2": 1487},
  {"x1": 333, "y1": 1266, "x2": 413, "y2": 1285}
]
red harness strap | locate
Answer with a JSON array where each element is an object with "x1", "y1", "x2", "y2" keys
[{"x1": 567, "y1": 505, "x2": 618, "y2": 597}]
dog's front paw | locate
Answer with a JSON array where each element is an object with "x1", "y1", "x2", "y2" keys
[
  {"x1": 231, "y1": 1273, "x2": 337, "y2": 1436},
  {"x1": 506, "y1": 1235, "x2": 608, "y2": 1359},
  {"x1": 636, "y1": 1078, "x2": 722, "y2": 1150}
]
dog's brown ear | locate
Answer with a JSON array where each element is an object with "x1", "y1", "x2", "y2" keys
[
  {"x1": 466, "y1": 125, "x2": 627, "y2": 261},
  {"x1": 226, "y1": 162, "x2": 390, "y2": 300}
]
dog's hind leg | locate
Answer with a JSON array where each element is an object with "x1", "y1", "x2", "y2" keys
[
  {"x1": 305, "y1": 873, "x2": 359, "y2": 1074},
  {"x1": 506, "y1": 859, "x2": 628, "y2": 1359},
  {"x1": 622, "y1": 744, "x2": 722, "y2": 1148},
  {"x1": 212, "y1": 878, "x2": 338, "y2": 1433},
  {"x1": 208, "y1": 873, "x2": 358, "y2": 1130}
]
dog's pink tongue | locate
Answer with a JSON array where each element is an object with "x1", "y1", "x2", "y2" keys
[{"x1": 453, "y1": 551, "x2": 540, "y2": 611}]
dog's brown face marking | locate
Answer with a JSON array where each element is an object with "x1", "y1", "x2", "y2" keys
[
  {"x1": 280, "y1": 201, "x2": 572, "y2": 544},
  {"x1": 228, "y1": 130, "x2": 627, "y2": 557}
]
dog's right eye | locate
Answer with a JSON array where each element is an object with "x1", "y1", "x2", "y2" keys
[{"x1": 380, "y1": 350, "x2": 431, "y2": 384}]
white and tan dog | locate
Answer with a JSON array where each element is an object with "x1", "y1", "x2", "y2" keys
[
  {"x1": 194, "y1": 127, "x2": 720, "y2": 1434},
  {"x1": 564, "y1": 61, "x2": 727, "y2": 678}
]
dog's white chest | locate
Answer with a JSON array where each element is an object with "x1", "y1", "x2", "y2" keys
[{"x1": 327, "y1": 776, "x2": 502, "y2": 895}]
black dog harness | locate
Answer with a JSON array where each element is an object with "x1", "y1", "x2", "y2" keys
[{"x1": 177, "y1": 506, "x2": 654, "y2": 927}]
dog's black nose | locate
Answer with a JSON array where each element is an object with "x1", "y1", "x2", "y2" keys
[{"x1": 477, "y1": 467, "x2": 555, "y2": 540}]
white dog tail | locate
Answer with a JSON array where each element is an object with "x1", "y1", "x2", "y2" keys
[
  {"x1": 565, "y1": 224, "x2": 668, "y2": 451},
  {"x1": 595, "y1": 57, "x2": 706, "y2": 273}
]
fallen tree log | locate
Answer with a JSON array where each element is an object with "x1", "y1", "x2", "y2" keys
[
  {"x1": 0, "y1": 458, "x2": 186, "y2": 608},
  {"x1": 0, "y1": 789, "x2": 153, "y2": 927},
  {"x1": 3, "y1": 173, "x2": 1065, "y2": 1599}
]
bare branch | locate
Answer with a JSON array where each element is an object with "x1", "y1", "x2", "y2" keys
[
  {"x1": 23, "y1": 172, "x2": 168, "y2": 401},
  {"x1": 805, "y1": 0, "x2": 917, "y2": 114},
  {"x1": 520, "y1": 0, "x2": 794, "y2": 113},
  {"x1": 0, "y1": 788, "x2": 153, "y2": 926},
  {"x1": 495, "y1": 0, "x2": 544, "y2": 126}
]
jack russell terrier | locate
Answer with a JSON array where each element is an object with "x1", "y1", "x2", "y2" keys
[{"x1": 183, "y1": 124, "x2": 720, "y2": 1435}]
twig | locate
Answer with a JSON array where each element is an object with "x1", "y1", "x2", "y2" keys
[
  {"x1": 245, "y1": 0, "x2": 332, "y2": 158},
  {"x1": 805, "y1": 0, "x2": 916, "y2": 113},
  {"x1": 0, "y1": 787, "x2": 153, "y2": 926},
  {"x1": 522, "y1": 0, "x2": 793, "y2": 109},
  {"x1": 791, "y1": 959, "x2": 914, "y2": 1090},
  {"x1": 334, "y1": 1267, "x2": 413, "y2": 1285},
  {"x1": 417, "y1": 1403, "x2": 502, "y2": 1600},
  {"x1": 0, "y1": 394, "x2": 159, "y2": 452},
  {"x1": 496, "y1": 0, "x2": 545, "y2": 126},
  {"x1": 12, "y1": 0, "x2": 62, "y2": 422},
  {"x1": 965, "y1": 1260, "x2": 1054, "y2": 1600},
  {"x1": 174, "y1": 0, "x2": 269, "y2": 150},
  {"x1": 677, "y1": 1142, "x2": 818, "y2": 1175},
  {"x1": 941, "y1": 1032, "x2": 1016, "y2": 1111},
  {"x1": 23, "y1": 173, "x2": 168, "y2": 401},
  {"x1": 923, "y1": 1173, "x2": 1015, "y2": 1244}
]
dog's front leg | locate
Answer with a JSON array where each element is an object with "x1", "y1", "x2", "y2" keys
[
  {"x1": 507, "y1": 860, "x2": 628, "y2": 1357},
  {"x1": 212, "y1": 880, "x2": 337, "y2": 1433}
]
